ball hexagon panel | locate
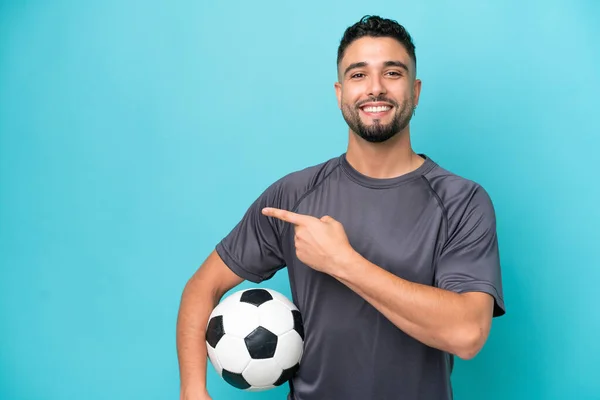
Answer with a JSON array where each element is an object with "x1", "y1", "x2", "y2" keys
[
  {"x1": 221, "y1": 302, "x2": 260, "y2": 339},
  {"x1": 242, "y1": 358, "x2": 284, "y2": 387},
  {"x1": 244, "y1": 326, "x2": 278, "y2": 359},
  {"x1": 214, "y1": 335, "x2": 251, "y2": 374},
  {"x1": 273, "y1": 330, "x2": 304, "y2": 369},
  {"x1": 258, "y1": 300, "x2": 294, "y2": 335}
]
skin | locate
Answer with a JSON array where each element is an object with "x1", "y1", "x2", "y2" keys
[
  {"x1": 177, "y1": 251, "x2": 243, "y2": 400},
  {"x1": 176, "y1": 35, "x2": 495, "y2": 400}
]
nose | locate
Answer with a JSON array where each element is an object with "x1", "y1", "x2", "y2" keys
[{"x1": 367, "y1": 75, "x2": 387, "y2": 98}]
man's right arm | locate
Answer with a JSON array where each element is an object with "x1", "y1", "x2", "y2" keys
[{"x1": 176, "y1": 250, "x2": 245, "y2": 400}]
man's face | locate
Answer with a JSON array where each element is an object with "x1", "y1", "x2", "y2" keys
[{"x1": 335, "y1": 36, "x2": 421, "y2": 143}]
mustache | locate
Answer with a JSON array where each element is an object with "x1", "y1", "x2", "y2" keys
[{"x1": 355, "y1": 96, "x2": 399, "y2": 108}]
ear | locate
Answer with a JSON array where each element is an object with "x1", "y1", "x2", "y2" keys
[
  {"x1": 334, "y1": 81, "x2": 342, "y2": 110},
  {"x1": 413, "y1": 78, "x2": 422, "y2": 107}
]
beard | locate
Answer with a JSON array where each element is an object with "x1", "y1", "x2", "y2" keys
[{"x1": 341, "y1": 95, "x2": 415, "y2": 143}]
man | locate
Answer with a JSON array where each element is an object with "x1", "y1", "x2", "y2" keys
[{"x1": 177, "y1": 15, "x2": 505, "y2": 400}]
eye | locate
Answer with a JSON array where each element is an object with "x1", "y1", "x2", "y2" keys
[
  {"x1": 386, "y1": 71, "x2": 403, "y2": 77},
  {"x1": 351, "y1": 73, "x2": 365, "y2": 79}
]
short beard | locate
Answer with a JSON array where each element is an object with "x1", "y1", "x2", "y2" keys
[{"x1": 341, "y1": 96, "x2": 415, "y2": 143}]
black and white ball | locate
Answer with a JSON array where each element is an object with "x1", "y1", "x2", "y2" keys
[{"x1": 205, "y1": 288, "x2": 304, "y2": 391}]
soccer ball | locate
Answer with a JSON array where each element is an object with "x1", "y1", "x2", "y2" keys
[{"x1": 205, "y1": 288, "x2": 305, "y2": 391}]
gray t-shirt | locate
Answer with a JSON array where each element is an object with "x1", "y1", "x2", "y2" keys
[{"x1": 216, "y1": 153, "x2": 505, "y2": 400}]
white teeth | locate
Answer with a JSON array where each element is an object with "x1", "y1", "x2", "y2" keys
[{"x1": 363, "y1": 106, "x2": 391, "y2": 113}]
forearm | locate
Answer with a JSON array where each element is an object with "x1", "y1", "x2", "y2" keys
[
  {"x1": 331, "y1": 251, "x2": 488, "y2": 359},
  {"x1": 176, "y1": 277, "x2": 218, "y2": 398}
]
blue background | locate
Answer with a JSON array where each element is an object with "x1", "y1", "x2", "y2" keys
[{"x1": 1, "y1": 1, "x2": 599, "y2": 399}]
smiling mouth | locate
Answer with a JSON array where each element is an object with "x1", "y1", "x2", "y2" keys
[{"x1": 359, "y1": 104, "x2": 393, "y2": 117}]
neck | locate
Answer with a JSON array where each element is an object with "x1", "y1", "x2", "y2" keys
[{"x1": 345, "y1": 127, "x2": 424, "y2": 179}]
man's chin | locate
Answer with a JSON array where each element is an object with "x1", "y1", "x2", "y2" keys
[
  {"x1": 359, "y1": 114, "x2": 393, "y2": 126},
  {"x1": 356, "y1": 129, "x2": 399, "y2": 143}
]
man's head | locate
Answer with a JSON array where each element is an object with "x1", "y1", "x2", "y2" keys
[{"x1": 334, "y1": 16, "x2": 421, "y2": 143}]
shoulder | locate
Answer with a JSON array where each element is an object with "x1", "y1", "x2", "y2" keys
[
  {"x1": 279, "y1": 155, "x2": 342, "y2": 190},
  {"x1": 422, "y1": 159, "x2": 496, "y2": 224},
  {"x1": 259, "y1": 155, "x2": 342, "y2": 210}
]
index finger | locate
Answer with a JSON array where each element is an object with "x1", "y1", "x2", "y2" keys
[{"x1": 262, "y1": 207, "x2": 311, "y2": 225}]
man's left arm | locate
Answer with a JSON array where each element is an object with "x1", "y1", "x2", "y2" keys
[{"x1": 328, "y1": 252, "x2": 494, "y2": 360}]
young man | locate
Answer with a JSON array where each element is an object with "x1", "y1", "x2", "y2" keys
[{"x1": 177, "y1": 15, "x2": 505, "y2": 400}]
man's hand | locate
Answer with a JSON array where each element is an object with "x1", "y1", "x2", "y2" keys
[{"x1": 261, "y1": 207, "x2": 356, "y2": 274}]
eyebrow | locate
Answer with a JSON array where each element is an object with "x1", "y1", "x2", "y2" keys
[{"x1": 344, "y1": 60, "x2": 410, "y2": 77}]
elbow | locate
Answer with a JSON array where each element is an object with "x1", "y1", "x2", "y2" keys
[
  {"x1": 451, "y1": 324, "x2": 487, "y2": 360},
  {"x1": 455, "y1": 345, "x2": 481, "y2": 361}
]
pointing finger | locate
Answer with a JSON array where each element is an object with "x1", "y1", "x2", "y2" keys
[{"x1": 262, "y1": 207, "x2": 311, "y2": 225}]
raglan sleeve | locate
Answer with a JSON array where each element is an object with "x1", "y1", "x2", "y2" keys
[
  {"x1": 434, "y1": 185, "x2": 506, "y2": 317},
  {"x1": 215, "y1": 178, "x2": 289, "y2": 283}
]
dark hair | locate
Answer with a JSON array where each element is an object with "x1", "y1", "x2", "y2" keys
[{"x1": 337, "y1": 15, "x2": 416, "y2": 72}]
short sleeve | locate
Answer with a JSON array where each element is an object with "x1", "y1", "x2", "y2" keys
[
  {"x1": 215, "y1": 179, "x2": 288, "y2": 283},
  {"x1": 434, "y1": 186, "x2": 506, "y2": 317}
]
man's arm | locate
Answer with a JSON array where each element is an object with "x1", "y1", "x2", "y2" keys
[
  {"x1": 176, "y1": 250, "x2": 244, "y2": 400},
  {"x1": 330, "y1": 251, "x2": 495, "y2": 360},
  {"x1": 261, "y1": 207, "x2": 497, "y2": 360}
]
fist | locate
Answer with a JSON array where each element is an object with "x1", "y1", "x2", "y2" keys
[{"x1": 262, "y1": 208, "x2": 354, "y2": 274}]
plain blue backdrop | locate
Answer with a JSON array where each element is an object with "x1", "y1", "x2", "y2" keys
[{"x1": 1, "y1": 1, "x2": 599, "y2": 399}]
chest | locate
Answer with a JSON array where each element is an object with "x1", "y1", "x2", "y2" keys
[{"x1": 287, "y1": 182, "x2": 446, "y2": 284}]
